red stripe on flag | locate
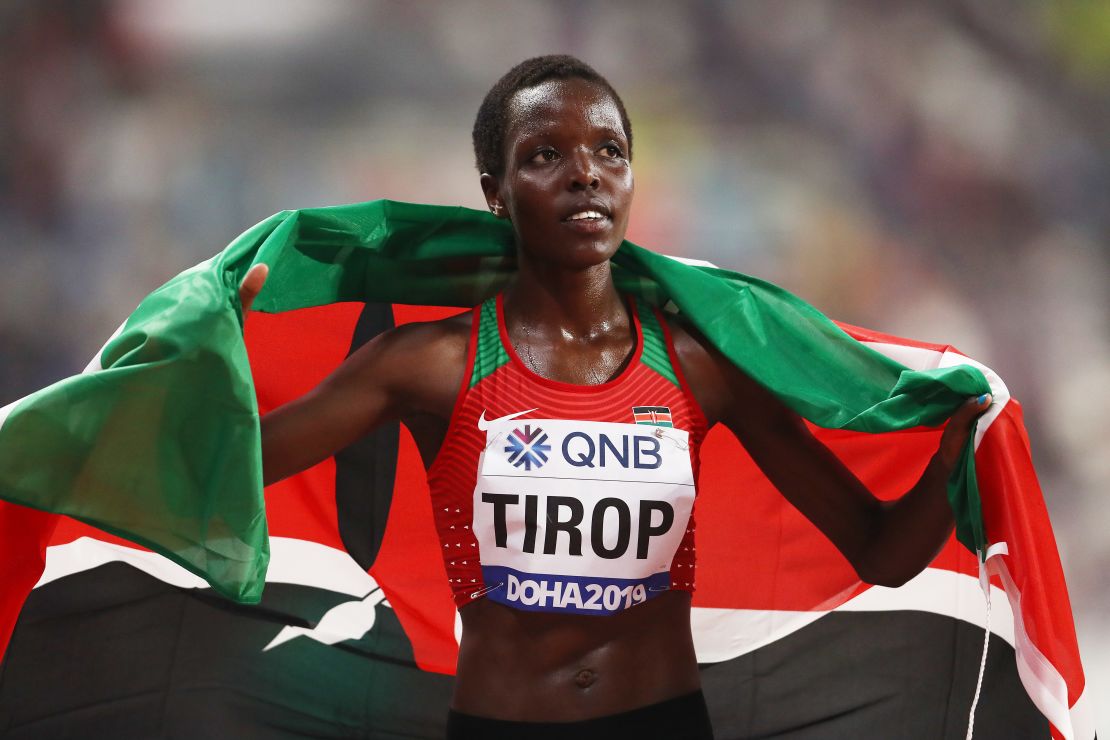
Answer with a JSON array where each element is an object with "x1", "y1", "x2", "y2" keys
[
  {"x1": 692, "y1": 421, "x2": 977, "y2": 611},
  {"x1": 977, "y1": 401, "x2": 1086, "y2": 716},
  {"x1": 835, "y1": 321, "x2": 957, "y2": 352},
  {"x1": 371, "y1": 424, "x2": 459, "y2": 674},
  {"x1": 247, "y1": 304, "x2": 362, "y2": 549},
  {"x1": 0, "y1": 502, "x2": 58, "y2": 659}
]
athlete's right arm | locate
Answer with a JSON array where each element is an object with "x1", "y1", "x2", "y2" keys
[{"x1": 239, "y1": 265, "x2": 466, "y2": 485}]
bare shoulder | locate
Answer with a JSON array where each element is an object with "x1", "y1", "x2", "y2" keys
[
  {"x1": 660, "y1": 312, "x2": 729, "y2": 427},
  {"x1": 374, "y1": 310, "x2": 471, "y2": 360},
  {"x1": 343, "y1": 308, "x2": 472, "y2": 418},
  {"x1": 662, "y1": 311, "x2": 789, "y2": 432}
]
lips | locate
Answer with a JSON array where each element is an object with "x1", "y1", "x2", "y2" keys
[
  {"x1": 565, "y1": 210, "x2": 606, "y2": 221},
  {"x1": 560, "y1": 202, "x2": 612, "y2": 231}
]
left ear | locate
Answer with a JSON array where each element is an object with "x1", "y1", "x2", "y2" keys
[{"x1": 480, "y1": 173, "x2": 506, "y2": 219}]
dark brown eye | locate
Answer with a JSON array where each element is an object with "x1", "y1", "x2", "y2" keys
[
  {"x1": 530, "y1": 149, "x2": 559, "y2": 164},
  {"x1": 599, "y1": 143, "x2": 624, "y2": 158}
]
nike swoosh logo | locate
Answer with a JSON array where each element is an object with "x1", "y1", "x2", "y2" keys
[{"x1": 477, "y1": 408, "x2": 538, "y2": 432}]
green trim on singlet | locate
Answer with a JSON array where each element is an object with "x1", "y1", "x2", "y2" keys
[
  {"x1": 474, "y1": 295, "x2": 681, "y2": 389},
  {"x1": 638, "y1": 304, "x2": 681, "y2": 388},
  {"x1": 469, "y1": 297, "x2": 509, "y2": 388}
]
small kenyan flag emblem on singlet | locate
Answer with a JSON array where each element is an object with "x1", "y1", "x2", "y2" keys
[{"x1": 632, "y1": 406, "x2": 673, "y2": 427}]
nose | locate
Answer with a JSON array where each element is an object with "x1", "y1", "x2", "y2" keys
[{"x1": 567, "y1": 150, "x2": 600, "y2": 191}]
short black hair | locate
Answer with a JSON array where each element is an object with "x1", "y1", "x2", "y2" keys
[{"x1": 472, "y1": 55, "x2": 632, "y2": 177}]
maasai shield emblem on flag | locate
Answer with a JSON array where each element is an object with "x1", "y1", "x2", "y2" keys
[{"x1": 0, "y1": 201, "x2": 1094, "y2": 739}]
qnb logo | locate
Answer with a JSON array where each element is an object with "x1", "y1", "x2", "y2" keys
[
  {"x1": 505, "y1": 425, "x2": 551, "y2": 470},
  {"x1": 562, "y1": 431, "x2": 662, "y2": 470}
]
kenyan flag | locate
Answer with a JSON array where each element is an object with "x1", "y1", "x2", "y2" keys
[
  {"x1": 632, "y1": 406, "x2": 674, "y2": 427},
  {"x1": 0, "y1": 201, "x2": 1093, "y2": 738}
]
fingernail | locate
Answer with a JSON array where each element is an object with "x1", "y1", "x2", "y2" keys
[{"x1": 977, "y1": 394, "x2": 989, "y2": 405}]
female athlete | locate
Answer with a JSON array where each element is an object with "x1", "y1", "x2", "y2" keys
[{"x1": 238, "y1": 56, "x2": 990, "y2": 740}]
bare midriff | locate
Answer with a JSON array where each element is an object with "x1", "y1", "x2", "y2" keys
[{"x1": 452, "y1": 590, "x2": 700, "y2": 722}]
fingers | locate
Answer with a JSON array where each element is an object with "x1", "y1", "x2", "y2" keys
[
  {"x1": 238, "y1": 263, "x2": 269, "y2": 312},
  {"x1": 936, "y1": 393, "x2": 992, "y2": 468}
]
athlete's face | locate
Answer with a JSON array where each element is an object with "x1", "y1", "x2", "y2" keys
[{"x1": 481, "y1": 78, "x2": 633, "y2": 269}]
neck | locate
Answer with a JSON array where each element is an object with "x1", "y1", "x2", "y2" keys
[{"x1": 502, "y1": 255, "x2": 626, "y2": 341}]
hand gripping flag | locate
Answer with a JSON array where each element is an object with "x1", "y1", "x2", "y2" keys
[{"x1": 0, "y1": 201, "x2": 1093, "y2": 738}]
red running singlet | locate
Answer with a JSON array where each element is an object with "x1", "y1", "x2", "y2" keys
[{"x1": 427, "y1": 294, "x2": 707, "y2": 615}]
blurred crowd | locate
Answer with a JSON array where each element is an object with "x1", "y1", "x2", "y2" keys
[{"x1": 1, "y1": 0, "x2": 1107, "y2": 711}]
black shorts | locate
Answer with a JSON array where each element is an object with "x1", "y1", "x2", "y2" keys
[{"x1": 445, "y1": 689, "x2": 715, "y2": 739}]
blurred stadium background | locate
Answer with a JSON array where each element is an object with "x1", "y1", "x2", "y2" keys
[{"x1": 0, "y1": 0, "x2": 1105, "y2": 725}]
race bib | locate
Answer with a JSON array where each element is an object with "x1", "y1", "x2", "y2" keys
[{"x1": 473, "y1": 414, "x2": 695, "y2": 615}]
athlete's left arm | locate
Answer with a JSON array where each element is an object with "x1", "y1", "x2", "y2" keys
[{"x1": 669, "y1": 320, "x2": 989, "y2": 588}]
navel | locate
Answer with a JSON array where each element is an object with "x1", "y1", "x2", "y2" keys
[{"x1": 573, "y1": 667, "x2": 597, "y2": 689}]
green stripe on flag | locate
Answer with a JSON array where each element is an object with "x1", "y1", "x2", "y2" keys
[{"x1": 0, "y1": 200, "x2": 991, "y2": 603}]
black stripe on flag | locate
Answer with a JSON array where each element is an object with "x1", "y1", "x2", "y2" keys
[
  {"x1": 0, "y1": 563, "x2": 454, "y2": 739},
  {"x1": 700, "y1": 610, "x2": 1048, "y2": 739},
  {"x1": 335, "y1": 302, "x2": 399, "y2": 571}
]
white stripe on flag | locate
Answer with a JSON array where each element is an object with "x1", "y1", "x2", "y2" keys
[
  {"x1": 859, "y1": 341, "x2": 1010, "y2": 449},
  {"x1": 37, "y1": 536, "x2": 379, "y2": 598},
  {"x1": 664, "y1": 254, "x2": 718, "y2": 268},
  {"x1": 690, "y1": 566, "x2": 1015, "y2": 664},
  {"x1": 1067, "y1": 685, "x2": 1097, "y2": 740},
  {"x1": 0, "y1": 399, "x2": 17, "y2": 434},
  {"x1": 42, "y1": 540, "x2": 1022, "y2": 674},
  {"x1": 38, "y1": 536, "x2": 207, "y2": 590},
  {"x1": 989, "y1": 555, "x2": 1087, "y2": 740}
]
